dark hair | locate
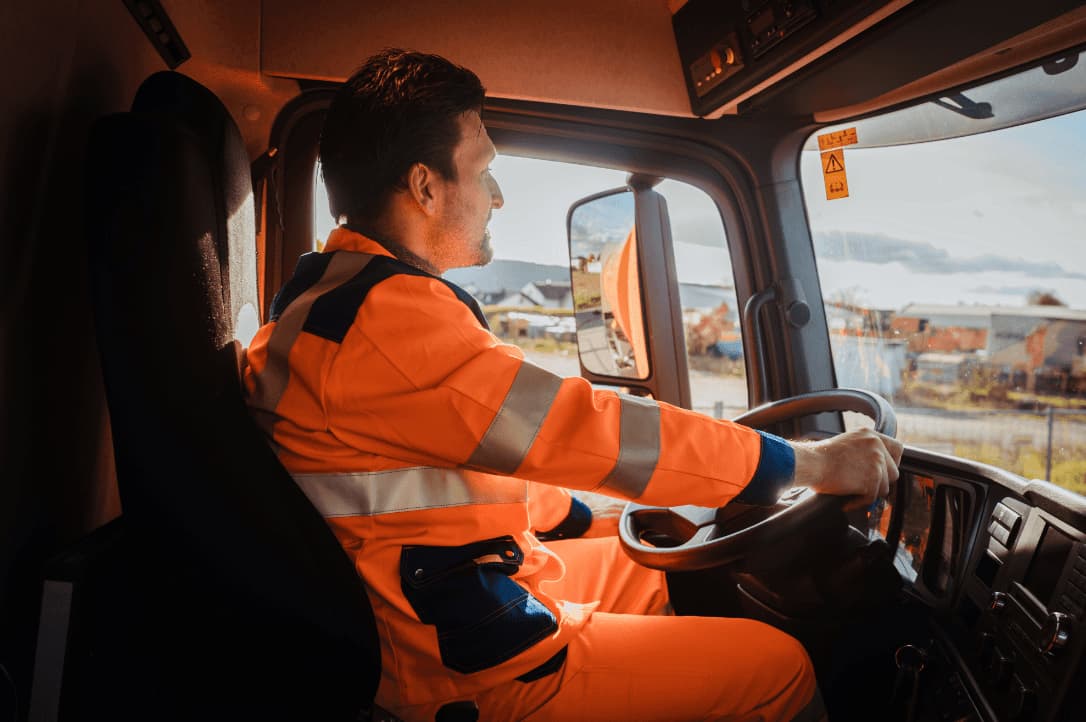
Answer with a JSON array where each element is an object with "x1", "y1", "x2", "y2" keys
[{"x1": 319, "y1": 48, "x2": 486, "y2": 225}]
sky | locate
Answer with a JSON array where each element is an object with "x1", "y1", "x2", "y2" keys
[
  {"x1": 800, "y1": 109, "x2": 1086, "y2": 311},
  {"x1": 314, "y1": 108, "x2": 1086, "y2": 312}
]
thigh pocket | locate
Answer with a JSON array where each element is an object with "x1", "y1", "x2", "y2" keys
[{"x1": 400, "y1": 536, "x2": 557, "y2": 674}]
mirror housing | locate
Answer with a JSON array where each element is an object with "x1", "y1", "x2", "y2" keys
[{"x1": 566, "y1": 184, "x2": 691, "y2": 407}]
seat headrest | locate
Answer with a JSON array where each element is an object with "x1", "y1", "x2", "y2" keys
[{"x1": 132, "y1": 71, "x2": 260, "y2": 346}]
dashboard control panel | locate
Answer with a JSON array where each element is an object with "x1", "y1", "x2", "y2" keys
[
  {"x1": 870, "y1": 461, "x2": 1086, "y2": 722},
  {"x1": 963, "y1": 498, "x2": 1086, "y2": 721}
]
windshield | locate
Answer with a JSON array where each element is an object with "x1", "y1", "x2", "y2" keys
[{"x1": 801, "y1": 52, "x2": 1086, "y2": 496}]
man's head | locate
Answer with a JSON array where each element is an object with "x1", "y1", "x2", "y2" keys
[{"x1": 320, "y1": 49, "x2": 503, "y2": 273}]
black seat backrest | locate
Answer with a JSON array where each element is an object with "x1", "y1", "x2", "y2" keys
[{"x1": 86, "y1": 71, "x2": 379, "y2": 720}]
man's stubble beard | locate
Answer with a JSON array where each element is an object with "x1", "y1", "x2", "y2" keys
[{"x1": 474, "y1": 229, "x2": 494, "y2": 267}]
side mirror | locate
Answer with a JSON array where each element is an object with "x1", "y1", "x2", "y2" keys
[{"x1": 567, "y1": 189, "x2": 649, "y2": 379}]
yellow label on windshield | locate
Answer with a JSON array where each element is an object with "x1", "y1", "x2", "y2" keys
[
  {"x1": 818, "y1": 127, "x2": 858, "y2": 151},
  {"x1": 821, "y1": 149, "x2": 849, "y2": 200}
]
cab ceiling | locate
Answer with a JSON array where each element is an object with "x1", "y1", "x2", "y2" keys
[
  {"x1": 261, "y1": 0, "x2": 1086, "y2": 121},
  {"x1": 260, "y1": 0, "x2": 692, "y2": 116}
]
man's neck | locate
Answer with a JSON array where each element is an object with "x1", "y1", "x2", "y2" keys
[
  {"x1": 343, "y1": 222, "x2": 440, "y2": 276},
  {"x1": 373, "y1": 235, "x2": 441, "y2": 276}
]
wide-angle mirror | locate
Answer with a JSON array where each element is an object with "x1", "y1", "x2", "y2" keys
[{"x1": 567, "y1": 188, "x2": 650, "y2": 379}]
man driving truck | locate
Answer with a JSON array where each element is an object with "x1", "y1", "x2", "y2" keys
[{"x1": 244, "y1": 48, "x2": 902, "y2": 722}]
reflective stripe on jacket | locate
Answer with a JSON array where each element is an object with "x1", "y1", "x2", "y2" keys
[{"x1": 243, "y1": 227, "x2": 795, "y2": 707}]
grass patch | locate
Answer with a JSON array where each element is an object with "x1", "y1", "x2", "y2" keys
[
  {"x1": 505, "y1": 336, "x2": 577, "y2": 355},
  {"x1": 951, "y1": 442, "x2": 1086, "y2": 495},
  {"x1": 570, "y1": 270, "x2": 602, "y2": 309}
]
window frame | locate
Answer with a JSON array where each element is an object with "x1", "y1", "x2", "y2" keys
[{"x1": 263, "y1": 88, "x2": 336, "y2": 320}]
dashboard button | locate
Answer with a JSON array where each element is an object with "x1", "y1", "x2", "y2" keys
[{"x1": 984, "y1": 647, "x2": 1013, "y2": 686}]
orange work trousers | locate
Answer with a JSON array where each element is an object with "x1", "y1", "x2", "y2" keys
[{"x1": 470, "y1": 536, "x2": 825, "y2": 722}]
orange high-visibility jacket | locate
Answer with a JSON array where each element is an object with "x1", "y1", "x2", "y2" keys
[{"x1": 244, "y1": 227, "x2": 795, "y2": 709}]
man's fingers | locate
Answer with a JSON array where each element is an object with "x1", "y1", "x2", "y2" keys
[
  {"x1": 806, "y1": 429, "x2": 904, "y2": 503},
  {"x1": 881, "y1": 443, "x2": 900, "y2": 484},
  {"x1": 881, "y1": 434, "x2": 904, "y2": 465}
]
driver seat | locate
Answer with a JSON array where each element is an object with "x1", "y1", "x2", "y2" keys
[{"x1": 85, "y1": 71, "x2": 379, "y2": 720}]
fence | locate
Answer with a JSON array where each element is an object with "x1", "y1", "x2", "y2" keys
[
  {"x1": 894, "y1": 406, "x2": 1086, "y2": 487},
  {"x1": 695, "y1": 402, "x2": 1086, "y2": 491}
]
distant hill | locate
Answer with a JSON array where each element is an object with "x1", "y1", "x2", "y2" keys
[
  {"x1": 445, "y1": 259, "x2": 569, "y2": 293},
  {"x1": 446, "y1": 258, "x2": 736, "y2": 314}
]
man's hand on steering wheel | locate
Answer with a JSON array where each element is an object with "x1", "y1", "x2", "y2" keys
[
  {"x1": 619, "y1": 389, "x2": 903, "y2": 570},
  {"x1": 792, "y1": 428, "x2": 904, "y2": 511}
]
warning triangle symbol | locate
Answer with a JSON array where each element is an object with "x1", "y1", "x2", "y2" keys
[{"x1": 824, "y1": 153, "x2": 844, "y2": 173}]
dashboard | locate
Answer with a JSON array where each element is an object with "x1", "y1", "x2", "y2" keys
[{"x1": 868, "y1": 450, "x2": 1086, "y2": 722}]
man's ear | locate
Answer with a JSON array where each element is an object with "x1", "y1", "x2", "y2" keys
[{"x1": 405, "y1": 162, "x2": 439, "y2": 215}]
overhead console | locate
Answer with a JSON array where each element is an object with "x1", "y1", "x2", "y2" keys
[{"x1": 672, "y1": 0, "x2": 908, "y2": 116}]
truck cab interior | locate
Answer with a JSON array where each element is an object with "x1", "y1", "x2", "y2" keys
[{"x1": 4, "y1": 1, "x2": 1086, "y2": 721}]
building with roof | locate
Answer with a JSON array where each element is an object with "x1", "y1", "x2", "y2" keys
[
  {"x1": 895, "y1": 304, "x2": 1086, "y2": 391},
  {"x1": 521, "y1": 280, "x2": 573, "y2": 309}
]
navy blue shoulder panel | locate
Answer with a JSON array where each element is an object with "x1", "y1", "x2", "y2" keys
[
  {"x1": 269, "y1": 252, "x2": 332, "y2": 321},
  {"x1": 302, "y1": 254, "x2": 489, "y2": 343},
  {"x1": 437, "y1": 277, "x2": 489, "y2": 330}
]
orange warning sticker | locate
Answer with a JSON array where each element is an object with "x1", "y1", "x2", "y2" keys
[
  {"x1": 821, "y1": 149, "x2": 849, "y2": 200},
  {"x1": 817, "y1": 127, "x2": 858, "y2": 151}
]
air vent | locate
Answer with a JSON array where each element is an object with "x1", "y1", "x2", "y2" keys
[{"x1": 1058, "y1": 550, "x2": 1086, "y2": 619}]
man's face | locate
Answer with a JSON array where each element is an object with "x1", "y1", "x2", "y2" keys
[{"x1": 429, "y1": 111, "x2": 504, "y2": 271}]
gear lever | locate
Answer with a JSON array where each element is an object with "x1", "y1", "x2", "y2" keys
[{"x1": 892, "y1": 644, "x2": 928, "y2": 722}]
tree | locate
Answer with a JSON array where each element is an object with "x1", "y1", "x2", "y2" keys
[{"x1": 1028, "y1": 290, "x2": 1066, "y2": 306}]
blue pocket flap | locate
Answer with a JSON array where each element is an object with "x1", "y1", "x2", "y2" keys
[{"x1": 400, "y1": 536, "x2": 556, "y2": 674}]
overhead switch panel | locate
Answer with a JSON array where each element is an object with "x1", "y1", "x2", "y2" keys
[{"x1": 673, "y1": 0, "x2": 905, "y2": 116}]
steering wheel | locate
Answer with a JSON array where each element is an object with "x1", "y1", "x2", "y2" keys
[{"x1": 618, "y1": 388, "x2": 896, "y2": 571}]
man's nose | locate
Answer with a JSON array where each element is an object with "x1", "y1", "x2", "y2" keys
[{"x1": 489, "y1": 176, "x2": 504, "y2": 209}]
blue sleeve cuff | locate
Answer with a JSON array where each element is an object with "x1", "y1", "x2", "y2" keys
[
  {"x1": 535, "y1": 496, "x2": 593, "y2": 541},
  {"x1": 734, "y1": 431, "x2": 795, "y2": 506}
]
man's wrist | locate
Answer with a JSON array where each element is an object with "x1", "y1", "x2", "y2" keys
[{"x1": 791, "y1": 441, "x2": 827, "y2": 489}]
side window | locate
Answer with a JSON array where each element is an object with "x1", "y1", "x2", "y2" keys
[
  {"x1": 800, "y1": 107, "x2": 1086, "y2": 494},
  {"x1": 314, "y1": 160, "x2": 334, "y2": 252},
  {"x1": 658, "y1": 180, "x2": 747, "y2": 416},
  {"x1": 312, "y1": 155, "x2": 747, "y2": 413}
]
